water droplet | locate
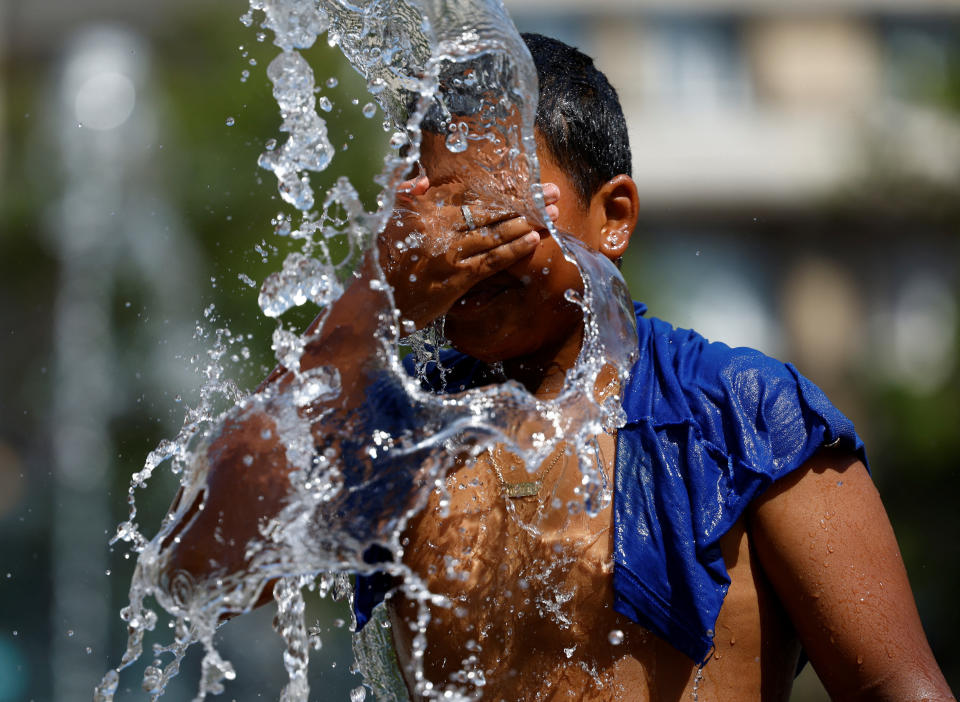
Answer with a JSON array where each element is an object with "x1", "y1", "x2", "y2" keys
[
  {"x1": 240, "y1": 69, "x2": 250, "y2": 83},
  {"x1": 67, "y1": 629, "x2": 75, "y2": 637},
  {"x1": 692, "y1": 666, "x2": 705, "y2": 701},
  {"x1": 607, "y1": 629, "x2": 624, "y2": 645},
  {"x1": 225, "y1": 117, "x2": 235, "y2": 127},
  {"x1": 445, "y1": 122, "x2": 469, "y2": 153},
  {"x1": 104, "y1": 5, "x2": 646, "y2": 699},
  {"x1": 95, "y1": 669, "x2": 120, "y2": 699}
]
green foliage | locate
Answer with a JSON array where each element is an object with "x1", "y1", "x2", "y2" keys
[
  {"x1": 0, "y1": 6, "x2": 395, "y2": 698},
  {"x1": 150, "y1": 7, "x2": 390, "y2": 385}
]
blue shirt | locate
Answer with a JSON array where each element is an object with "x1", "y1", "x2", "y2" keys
[{"x1": 354, "y1": 302, "x2": 866, "y2": 664}]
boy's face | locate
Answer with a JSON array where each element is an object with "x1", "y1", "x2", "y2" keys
[{"x1": 413, "y1": 128, "x2": 621, "y2": 362}]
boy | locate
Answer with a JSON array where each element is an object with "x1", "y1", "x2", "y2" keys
[{"x1": 160, "y1": 34, "x2": 953, "y2": 700}]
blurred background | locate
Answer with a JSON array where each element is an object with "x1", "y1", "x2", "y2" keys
[{"x1": 1, "y1": 0, "x2": 958, "y2": 700}]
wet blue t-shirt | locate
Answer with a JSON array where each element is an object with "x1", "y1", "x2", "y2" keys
[{"x1": 353, "y1": 302, "x2": 866, "y2": 664}]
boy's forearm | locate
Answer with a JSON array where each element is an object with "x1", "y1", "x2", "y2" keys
[
  {"x1": 750, "y1": 451, "x2": 955, "y2": 701},
  {"x1": 159, "y1": 260, "x2": 395, "y2": 600},
  {"x1": 261, "y1": 256, "x2": 394, "y2": 402}
]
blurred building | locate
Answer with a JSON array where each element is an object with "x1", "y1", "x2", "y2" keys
[
  {"x1": 7, "y1": 0, "x2": 958, "y2": 405},
  {"x1": 508, "y1": 5, "x2": 960, "y2": 697},
  {"x1": 510, "y1": 0, "x2": 960, "y2": 406}
]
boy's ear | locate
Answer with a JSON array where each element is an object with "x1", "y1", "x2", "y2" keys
[{"x1": 592, "y1": 174, "x2": 639, "y2": 261}]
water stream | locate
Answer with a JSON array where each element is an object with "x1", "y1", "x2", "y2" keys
[{"x1": 99, "y1": 1, "x2": 637, "y2": 699}]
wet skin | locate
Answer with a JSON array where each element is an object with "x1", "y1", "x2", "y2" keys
[
  {"x1": 384, "y1": 135, "x2": 798, "y2": 701},
  {"x1": 157, "y1": 128, "x2": 955, "y2": 700},
  {"x1": 381, "y1": 133, "x2": 954, "y2": 700}
]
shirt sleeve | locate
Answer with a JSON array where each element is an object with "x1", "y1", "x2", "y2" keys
[
  {"x1": 680, "y1": 338, "x2": 867, "y2": 527},
  {"x1": 613, "y1": 317, "x2": 867, "y2": 664}
]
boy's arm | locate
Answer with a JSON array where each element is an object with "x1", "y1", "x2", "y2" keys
[
  {"x1": 157, "y1": 177, "x2": 551, "y2": 598},
  {"x1": 749, "y1": 450, "x2": 954, "y2": 701},
  {"x1": 159, "y1": 261, "x2": 393, "y2": 586}
]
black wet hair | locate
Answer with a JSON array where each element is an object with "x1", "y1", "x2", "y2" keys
[
  {"x1": 521, "y1": 32, "x2": 632, "y2": 206},
  {"x1": 412, "y1": 33, "x2": 631, "y2": 206}
]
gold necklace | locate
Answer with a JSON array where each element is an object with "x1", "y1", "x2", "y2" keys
[{"x1": 487, "y1": 446, "x2": 565, "y2": 499}]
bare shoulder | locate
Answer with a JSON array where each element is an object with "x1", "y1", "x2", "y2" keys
[{"x1": 748, "y1": 450, "x2": 955, "y2": 701}]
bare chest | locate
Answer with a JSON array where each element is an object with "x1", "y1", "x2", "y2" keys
[
  {"x1": 403, "y1": 438, "x2": 615, "y2": 606},
  {"x1": 390, "y1": 436, "x2": 800, "y2": 701},
  {"x1": 392, "y1": 437, "x2": 637, "y2": 691}
]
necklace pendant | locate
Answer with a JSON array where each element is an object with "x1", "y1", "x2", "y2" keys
[{"x1": 503, "y1": 480, "x2": 539, "y2": 499}]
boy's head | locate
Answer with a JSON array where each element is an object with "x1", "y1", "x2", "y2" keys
[
  {"x1": 415, "y1": 33, "x2": 633, "y2": 210},
  {"x1": 412, "y1": 33, "x2": 639, "y2": 361},
  {"x1": 521, "y1": 32, "x2": 632, "y2": 208}
]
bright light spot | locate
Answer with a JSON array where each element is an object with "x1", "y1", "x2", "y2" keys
[
  {"x1": 890, "y1": 275, "x2": 956, "y2": 394},
  {"x1": 74, "y1": 71, "x2": 136, "y2": 131},
  {"x1": 687, "y1": 273, "x2": 777, "y2": 354}
]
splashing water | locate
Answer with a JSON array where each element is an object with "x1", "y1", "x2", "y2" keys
[{"x1": 100, "y1": 1, "x2": 637, "y2": 700}]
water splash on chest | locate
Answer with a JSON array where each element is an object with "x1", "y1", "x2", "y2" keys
[{"x1": 99, "y1": 1, "x2": 637, "y2": 700}]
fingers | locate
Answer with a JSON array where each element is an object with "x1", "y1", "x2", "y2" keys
[
  {"x1": 464, "y1": 231, "x2": 541, "y2": 278},
  {"x1": 392, "y1": 176, "x2": 430, "y2": 215},
  {"x1": 542, "y1": 182, "x2": 560, "y2": 199},
  {"x1": 456, "y1": 214, "x2": 541, "y2": 259},
  {"x1": 454, "y1": 202, "x2": 522, "y2": 232},
  {"x1": 451, "y1": 181, "x2": 559, "y2": 258},
  {"x1": 397, "y1": 174, "x2": 429, "y2": 195},
  {"x1": 454, "y1": 182, "x2": 561, "y2": 232}
]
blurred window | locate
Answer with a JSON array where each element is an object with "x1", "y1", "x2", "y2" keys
[
  {"x1": 879, "y1": 18, "x2": 960, "y2": 110},
  {"x1": 624, "y1": 229, "x2": 780, "y2": 357},
  {"x1": 512, "y1": 15, "x2": 588, "y2": 57},
  {"x1": 642, "y1": 17, "x2": 753, "y2": 111}
]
